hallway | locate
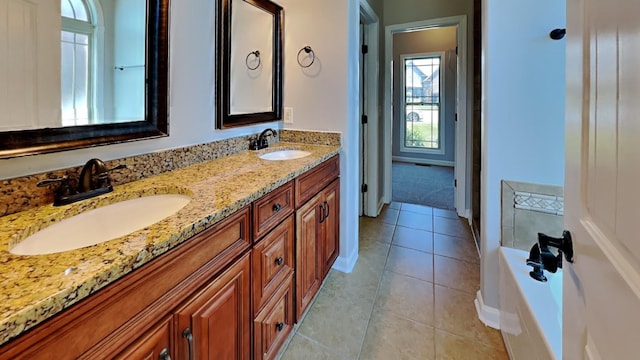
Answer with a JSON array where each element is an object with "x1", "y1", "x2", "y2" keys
[{"x1": 278, "y1": 203, "x2": 507, "y2": 359}]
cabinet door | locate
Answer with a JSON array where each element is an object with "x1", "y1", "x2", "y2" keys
[
  {"x1": 321, "y1": 179, "x2": 340, "y2": 278},
  {"x1": 114, "y1": 317, "x2": 172, "y2": 360},
  {"x1": 254, "y1": 274, "x2": 294, "y2": 360},
  {"x1": 174, "y1": 253, "x2": 251, "y2": 360},
  {"x1": 295, "y1": 193, "x2": 323, "y2": 320}
]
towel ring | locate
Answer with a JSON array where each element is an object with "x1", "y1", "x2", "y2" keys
[
  {"x1": 297, "y1": 46, "x2": 315, "y2": 68},
  {"x1": 246, "y1": 50, "x2": 261, "y2": 70}
]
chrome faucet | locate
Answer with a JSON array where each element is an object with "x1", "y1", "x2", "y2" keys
[
  {"x1": 37, "y1": 158, "x2": 126, "y2": 206},
  {"x1": 250, "y1": 128, "x2": 278, "y2": 150}
]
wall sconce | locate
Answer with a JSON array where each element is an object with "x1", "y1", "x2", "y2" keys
[{"x1": 297, "y1": 46, "x2": 316, "y2": 68}]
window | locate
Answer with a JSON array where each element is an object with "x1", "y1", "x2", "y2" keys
[
  {"x1": 61, "y1": 0, "x2": 94, "y2": 126},
  {"x1": 401, "y1": 53, "x2": 444, "y2": 154}
]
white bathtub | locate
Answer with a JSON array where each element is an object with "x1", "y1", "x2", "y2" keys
[{"x1": 499, "y1": 246, "x2": 562, "y2": 360}]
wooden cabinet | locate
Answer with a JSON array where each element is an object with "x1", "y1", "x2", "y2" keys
[
  {"x1": 294, "y1": 156, "x2": 340, "y2": 320},
  {"x1": 175, "y1": 252, "x2": 251, "y2": 360},
  {"x1": 253, "y1": 274, "x2": 294, "y2": 360},
  {"x1": 115, "y1": 317, "x2": 172, "y2": 360},
  {"x1": 0, "y1": 155, "x2": 340, "y2": 360}
]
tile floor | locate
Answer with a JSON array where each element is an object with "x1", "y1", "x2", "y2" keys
[{"x1": 278, "y1": 202, "x2": 508, "y2": 360}]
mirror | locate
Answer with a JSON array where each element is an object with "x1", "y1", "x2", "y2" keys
[
  {"x1": 0, "y1": 0, "x2": 169, "y2": 158},
  {"x1": 216, "y1": 0, "x2": 283, "y2": 129}
]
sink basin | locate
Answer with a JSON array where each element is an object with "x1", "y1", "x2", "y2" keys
[
  {"x1": 10, "y1": 194, "x2": 192, "y2": 256},
  {"x1": 259, "y1": 149, "x2": 311, "y2": 161}
]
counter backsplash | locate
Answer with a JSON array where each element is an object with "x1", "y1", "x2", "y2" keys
[{"x1": 0, "y1": 130, "x2": 341, "y2": 217}]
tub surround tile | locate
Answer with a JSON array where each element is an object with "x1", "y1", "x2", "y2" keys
[{"x1": 0, "y1": 139, "x2": 340, "y2": 345}]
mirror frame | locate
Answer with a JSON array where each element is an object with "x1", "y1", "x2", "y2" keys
[
  {"x1": 216, "y1": 0, "x2": 283, "y2": 129},
  {"x1": 0, "y1": 0, "x2": 170, "y2": 159}
]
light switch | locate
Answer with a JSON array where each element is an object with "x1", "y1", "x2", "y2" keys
[{"x1": 284, "y1": 107, "x2": 293, "y2": 124}]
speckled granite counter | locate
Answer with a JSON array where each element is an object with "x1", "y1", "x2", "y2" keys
[{"x1": 0, "y1": 142, "x2": 340, "y2": 345}]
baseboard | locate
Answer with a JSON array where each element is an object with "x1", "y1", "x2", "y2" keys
[
  {"x1": 474, "y1": 290, "x2": 501, "y2": 329},
  {"x1": 392, "y1": 156, "x2": 454, "y2": 167},
  {"x1": 332, "y1": 250, "x2": 359, "y2": 274},
  {"x1": 377, "y1": 198, "x2": 385, "y2": 215}
]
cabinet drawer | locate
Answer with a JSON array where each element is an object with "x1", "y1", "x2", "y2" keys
[
  {"x1": 254, "y1": 274, "x2": 294, "y2": 360},
  {"x1": 252, "y1": 215, "x2": 295, "y2": 313},
  {"x1": 253, "y1": 181, "x2": 294, "y2": 240},
  {"x1": 295, "y1": 155, "x2": 339, "y2": 208}
]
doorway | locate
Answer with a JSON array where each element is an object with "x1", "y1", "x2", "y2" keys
[{"x1": 384, "y1": 16, "x2": 469, "y2": 217}]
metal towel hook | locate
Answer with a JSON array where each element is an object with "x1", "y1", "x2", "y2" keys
[
  {"x1": 246, "y1": 50, "x2": 261, "y2": 70},
  {"x1": 297, "y1": 46, "x2": 315, "y2": 68},
  {"x1": 549, "y1": 28, "x2": 566, "y2": 40}
]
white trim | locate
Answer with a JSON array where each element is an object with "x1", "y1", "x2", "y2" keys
[
  {"x1": 377, "y1": 197, "x2": 384, "y2": 216},
  {"x1": 399, "y1": 51, "x2": 446, "y2": 155},
  {"x1": 392, "y1": 156, "x2": 454, "y2": 167},
  {"x1": 332, "y1": 250, "x2": 359, "y2": 274},
  {"x1": 474, "y1": 290, "x2": 501, "y2": 329},
  {"x1": 383, "y1": 16, "x2": 469, "y2": 219},
  {"x1": 359, "y1": 0, "x2": 380, "y2": 218}
]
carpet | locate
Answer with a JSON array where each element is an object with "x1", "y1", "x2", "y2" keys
[{"x1": 391, "y1": 162, "x2": 455, "y2": 210}]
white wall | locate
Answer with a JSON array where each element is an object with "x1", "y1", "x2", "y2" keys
[
  {"x1": 0, "y1": 0, "x2": 360, "y2": 272},
  {"x1": 279, "y1": 0, "x2": 360, "y2": 272},
  {"x1": 481, "y1": 0, "x2": 566, "y2": 310}
]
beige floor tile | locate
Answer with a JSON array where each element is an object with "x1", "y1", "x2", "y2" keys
[
  {"x1": 360, "y1": 308, "x2": 435, "y2": 360},
  {"x1": 434, "y1": 255, "x2": 480, "y2": 294},
  {"x1": 389, "y1": 202, "x2": 402, "y2": 210},
  {"x1": 433, "y1": 233, "x2": 480, "y2": 264},
  {"x1": 433, "y1": 216, "x2": 472, "y2": 239},
  {"x1": 434, "y1": 208, "x2": 459, "y2": 220},
  {"x1": 400, "y1": 203, "x2": 433, "y2": 215},
  {"x1": 397, "y1": 211, "x2": 433, "y2": 232},
  {"x1": 391, "y1": 226, "x2": 433, "y2": 253},
  {"x1": 435, "y1": 330, "x2": 509, "y2": 360},
  {"x1": 357, "y1": 240, "x2": 391, "y2": 272},
  {"x1": 279, "y1": 334, "x2": 349, "y2": 360},
  {"x1": 374, "y1": 270, "x2": 434, "y2": 326},
  {"x1": 378, "y1": 207, "x2": 399, "y2": 225},
  {"x1": 297, "y1": 285, "x2": 373, "y2": 359},
  {"x1": 359, "y1": 217, "x2": 395, "y2": 244},
  {"x1": 385, "y1": 245, "x2": 433, "y2": 282},
  {"x1": 323, "y1": 256, "x2": 384, "y2": 302},
  {"x1": 434, "y1": 285, "x2": 504, "y2": 349}
]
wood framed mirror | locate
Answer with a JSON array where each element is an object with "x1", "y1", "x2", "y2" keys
[
  {"x1": 216, "y1": 0, "x2": 283, "y2": 129},
  {"x1": 0, "y1": 0, "x2": 169, "y2": 159}
]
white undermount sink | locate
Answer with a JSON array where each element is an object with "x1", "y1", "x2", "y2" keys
[
  {"x1": 10, "y1": 194, "x2": 192, "y2": 256},
  {"x1": 259, "y1": 149, "x2": 311, "y2": 161}
]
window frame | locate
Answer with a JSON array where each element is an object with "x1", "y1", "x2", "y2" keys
[{"x1": 399, "y1": 51, "x2": 446, "y2": 155}]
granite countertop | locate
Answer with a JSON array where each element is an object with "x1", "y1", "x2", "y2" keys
[{"x1": 0, "y1": 142, "x2": 340, "y2": 346}]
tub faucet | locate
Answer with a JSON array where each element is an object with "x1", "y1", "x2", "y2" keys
[
  {"x1": 37, "y1": 158, "x2": 126, "y2": 206},
  {"x1": 526, "y1": 231, "x2": 574, "y2": 282}
]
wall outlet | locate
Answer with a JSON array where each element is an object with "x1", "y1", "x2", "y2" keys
[{"x1": 284, "y1": 107, "x2": 293, "y2": 124}]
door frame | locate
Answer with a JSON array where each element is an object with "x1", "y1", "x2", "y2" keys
[
  {"x1": 383, "y1": 16, "x2": 469, "y2": 217},
  {"x1": 359, "y1": 0, "x2": 380, "y2": 217}
]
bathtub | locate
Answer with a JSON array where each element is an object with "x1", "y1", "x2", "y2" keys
[{"x1": 499, "y1": 246, "x2": 562, "y2": 360}]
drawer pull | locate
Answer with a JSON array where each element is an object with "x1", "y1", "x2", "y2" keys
[
  {"x1": 275, "y1": 257, "x2": 284, "y2": 266},
  {"x1": 159, "y1": 348, "x2": 171, "y2": 360},
  {"x1": 182, "y1": 328, "x2": 194, "y2": 360},
  {"x1": 275, "y1": 322, "x2": 284, "y2": 332},
  {"x1": 272, "y1": 203, "x2": 283, "y2": 212},
  {"x1": 323, "y1": 201, "x2": 330, "y2": 219},
  {"x1": 319, "y1": 204, "x2": 325, "y2": 223}
]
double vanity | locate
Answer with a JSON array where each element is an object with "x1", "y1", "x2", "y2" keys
[{"x1": 0, "y1": 142, "x2": 340, "y2": 359}]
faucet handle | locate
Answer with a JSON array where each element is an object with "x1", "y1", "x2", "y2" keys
[
  {"x1": 37, "y1": 176, "x2": 75, "y2": 198},
  {"x1": 37, "y1": 176, "x2": 69, "y2": 187}
]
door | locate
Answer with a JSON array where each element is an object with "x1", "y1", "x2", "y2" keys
[
  {"x1": 564, "y1": 0, "x2": 640, "y2": 358},
  {"x1": 174, "y1": 253, "x2": 251, "y2": 360},
  {"x1": 322, "y1": 179, "x2": 340, "y2": 278},
  {"x1": 295, "y1": 192, "x2": 323, "y2": 319},
  {"x1": 115, "y1": 318, "x2": 172, "y2": 360}
]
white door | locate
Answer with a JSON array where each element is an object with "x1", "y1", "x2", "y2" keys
[{"x1": 564, "y1": 0, "x2": 640, "y2": 358}]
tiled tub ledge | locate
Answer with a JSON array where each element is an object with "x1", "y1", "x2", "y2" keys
[{"x1": 0, "y1": 141, "x2": 340, "y2": 345}]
